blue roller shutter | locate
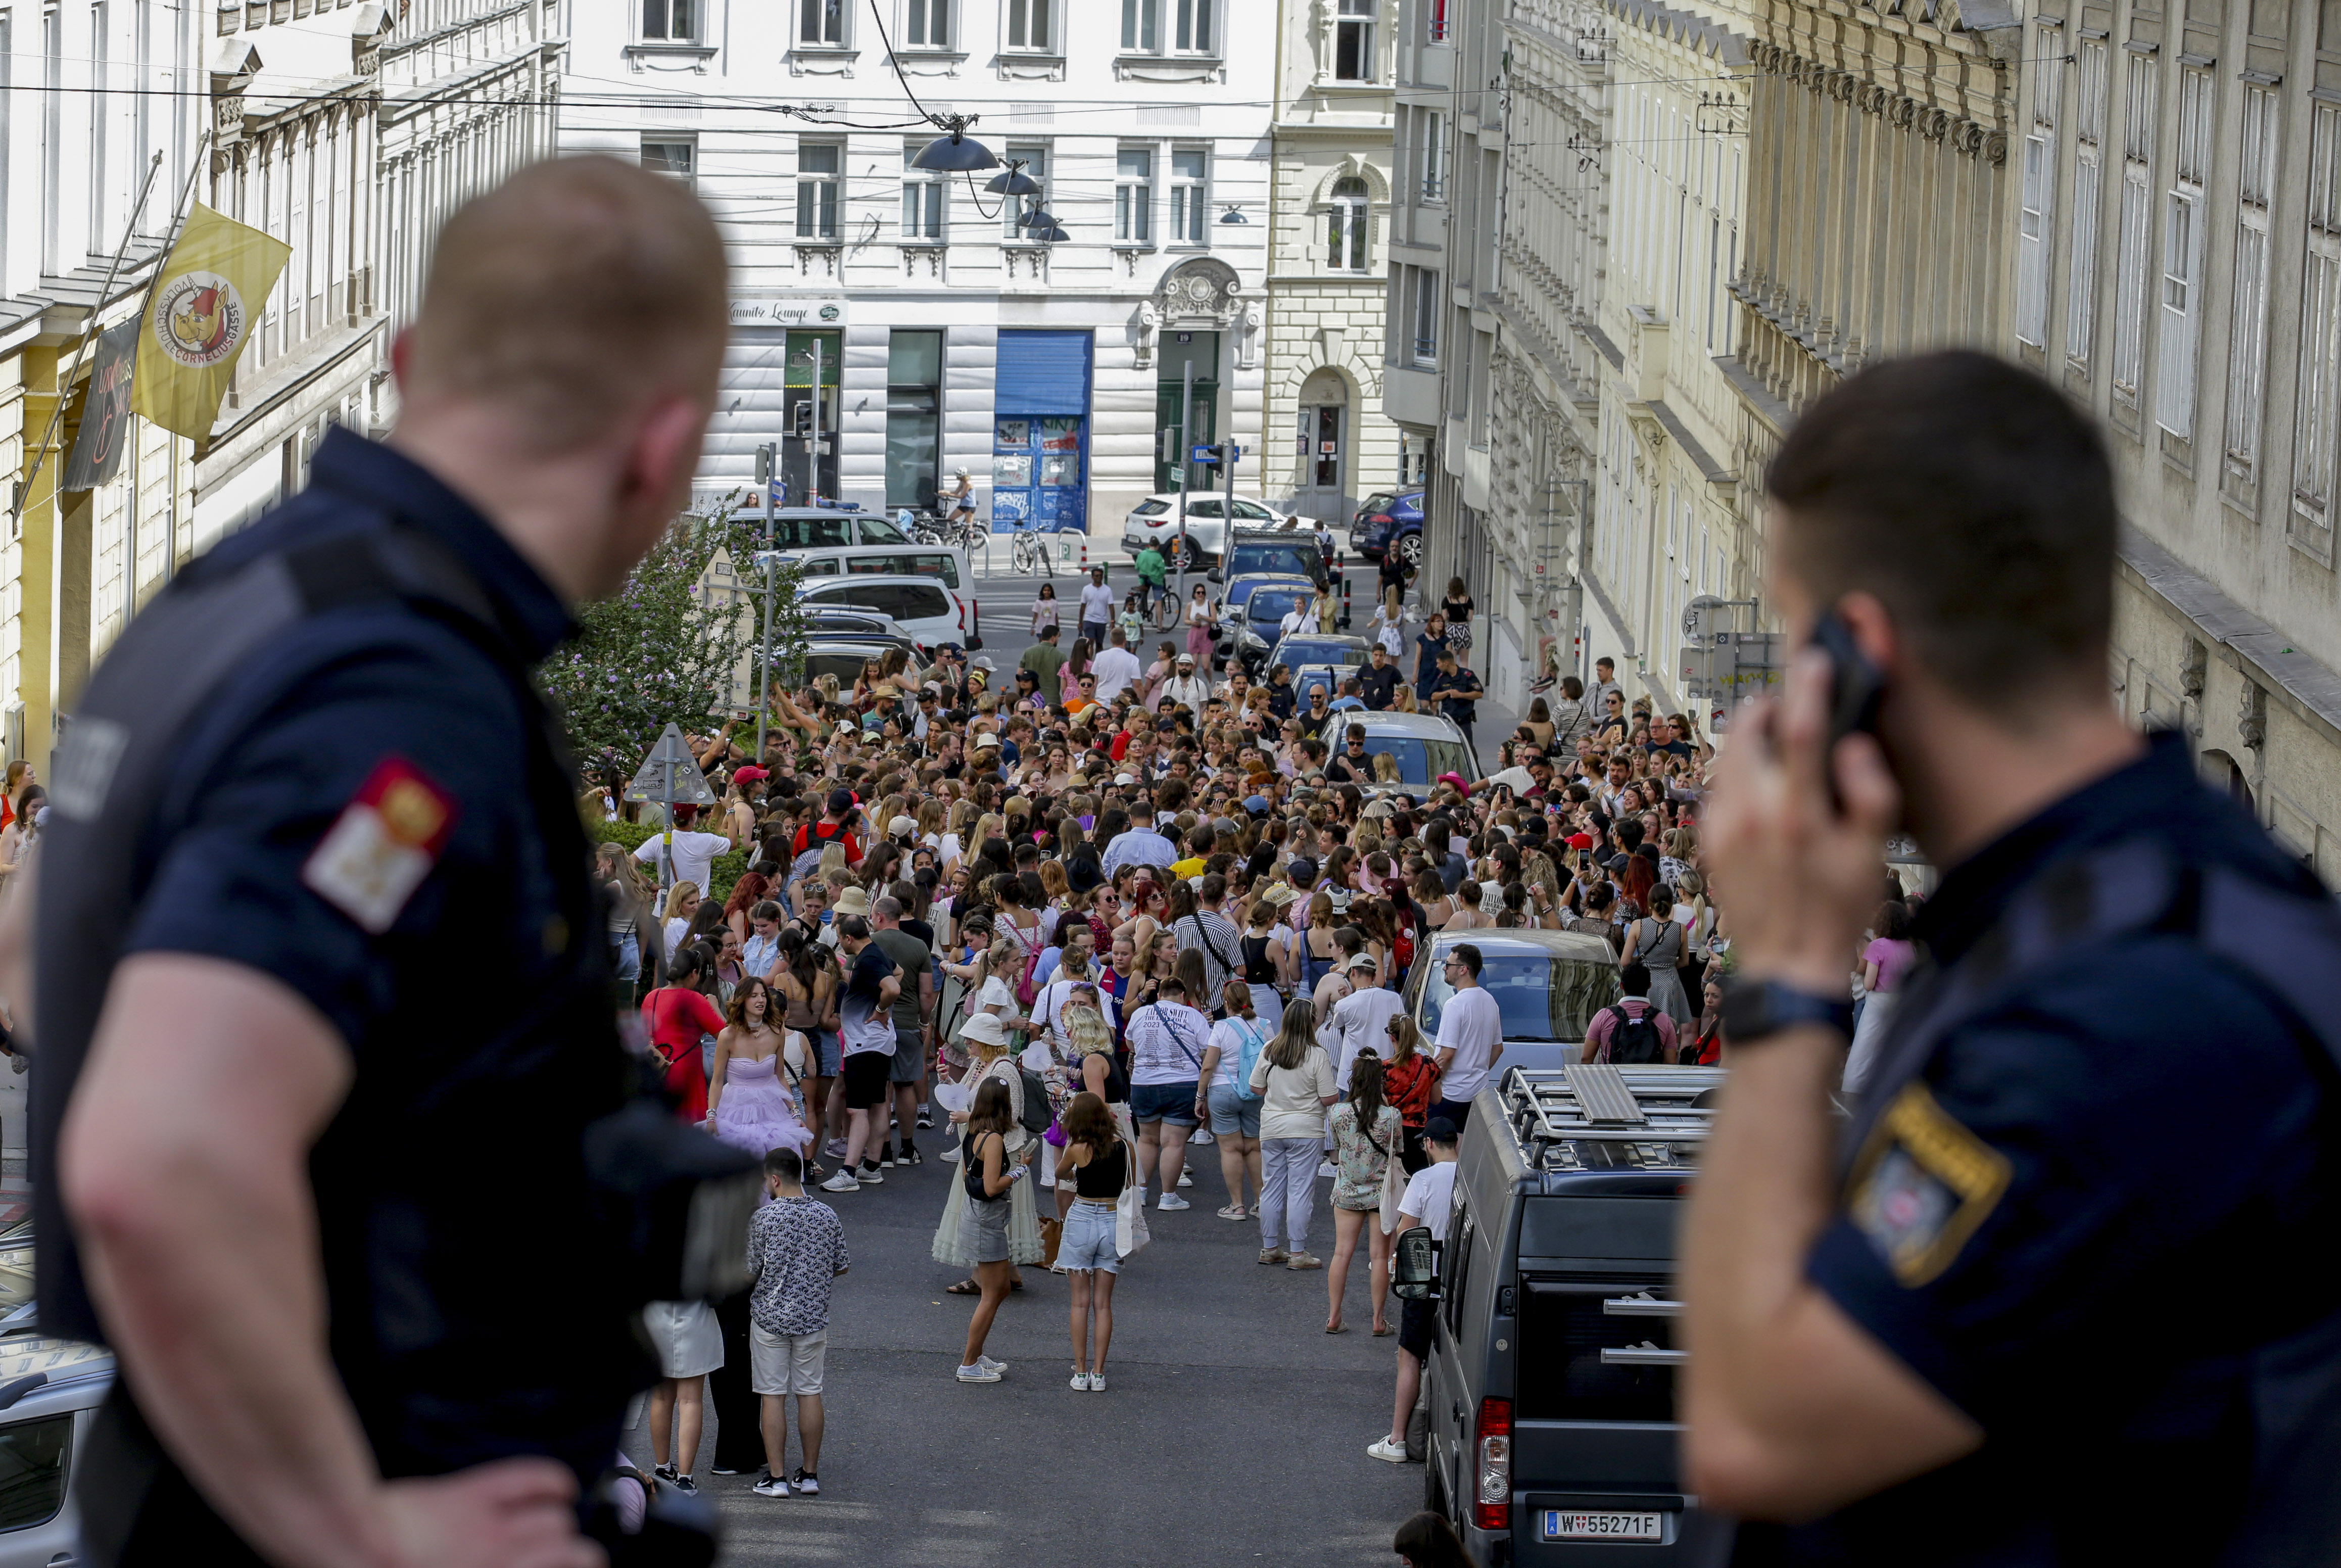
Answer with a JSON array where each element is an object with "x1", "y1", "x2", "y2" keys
[{"x1": 995, "y1": 330, "x2": 1092, "y2": 414}]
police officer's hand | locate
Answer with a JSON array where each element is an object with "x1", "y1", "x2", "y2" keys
[
  {"x1": 384, "y1": 1457, "x2": 603, "y2": 1568},
  {"x1": 1703, "y1": 645, "x2": 1899, "y2": 994}
]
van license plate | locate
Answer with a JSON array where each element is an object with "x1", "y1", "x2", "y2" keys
[{"x1": 1543, "y1": 1511, "x2": 1663, "y2": 1542}]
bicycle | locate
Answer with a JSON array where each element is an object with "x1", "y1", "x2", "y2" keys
[{"x1": 1007, "y1": 515, "x2": 1057, "y2": 577}]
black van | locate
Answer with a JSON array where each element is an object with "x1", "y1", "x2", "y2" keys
[{"x1": 1393, "y1": 1065, "x2": 1731, "y2": 1564}]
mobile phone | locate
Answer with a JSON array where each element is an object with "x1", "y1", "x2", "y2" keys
[{"x1": 1807, "y1": 607, "x2": 1883, "y2": 750}]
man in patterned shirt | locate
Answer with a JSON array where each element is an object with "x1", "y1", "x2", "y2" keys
[{"x1": 745, "y1": 1147, "x2": 849, "y2": 1499}]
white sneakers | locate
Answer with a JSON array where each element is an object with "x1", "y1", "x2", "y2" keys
[
  {"x1": 956, "y1": 1362, "x2": 1001, "y2": 1384},
  {"x1": 1157, "y1": 1193, "x2": 1191, "y2": 1212},
  {"x1": 1367, "y1": 1438, "x2": 1409, "y2": 1464},
  {"x1": 819, "y1": 1169, "x2": 859, "y2": 1193},
  {"x1": 1070, "y1": 1370, "x2": 1108, "y2": 1392}
]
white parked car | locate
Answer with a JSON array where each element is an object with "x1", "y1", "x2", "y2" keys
[
  {"x1": 1118, "y1": 494, "x2": 1318, "y2": 571},
  {"x1": 793, "y1": 573, "x2": 979, "y2": 653}
]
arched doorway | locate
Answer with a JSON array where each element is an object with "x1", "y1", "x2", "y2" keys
[
  {"x1": 1295, "y1": 366, "x2": 1350, "y2": 527},
  {"x1": 2202, "y1": 748, "x2": 2256, "y2": 815}
]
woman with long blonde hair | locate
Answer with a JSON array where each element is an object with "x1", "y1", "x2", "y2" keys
[{"x1": 1247, "y1": 999, "x2": 1337, "y2": 1269}]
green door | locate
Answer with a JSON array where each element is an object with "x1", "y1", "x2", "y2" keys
[{"x1": 1154, "y1": 378, "x2": 1218, "y2": 495}]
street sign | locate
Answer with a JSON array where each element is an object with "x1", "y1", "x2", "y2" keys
[
  {"x1": 1191, "y1": 445, "x2": 1220, "y2": 463},
  {"x1": 624, "y1": 723, "x2": 718, "y2": 806}
]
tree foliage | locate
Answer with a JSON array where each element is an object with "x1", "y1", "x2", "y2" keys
[{"x1": 540, "y1": 506, "x2": 760, "y2": 781}]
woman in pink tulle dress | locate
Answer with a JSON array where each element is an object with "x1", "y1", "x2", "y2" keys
[{"x1": 705, "y1": 976, "x2": 813, "y2": 1164}]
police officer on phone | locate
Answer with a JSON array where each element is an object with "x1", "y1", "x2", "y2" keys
[
  {"x1": 0, "y1": 159, "x2": 741, "y2": 1568},
  {"x1": 1686, "y1": 352, "x2": 2341, "y2": 1567}
]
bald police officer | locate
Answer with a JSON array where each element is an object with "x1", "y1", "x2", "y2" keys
[
  {"x1": 1689, "y1": 352, "x2": 2341, "y2": 1565},
  {"x1": 0, "y1": 158, "x2": 732, "y2": 1568}
]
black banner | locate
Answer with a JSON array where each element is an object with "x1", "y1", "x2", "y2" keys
[{"x1": 63, "y1": 320, "x2": 139, "y2": 493}]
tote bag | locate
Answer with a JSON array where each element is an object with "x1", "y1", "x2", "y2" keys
[{"x1": 1114, "y1": 1136, "x2": 1152, "y2": 1259}]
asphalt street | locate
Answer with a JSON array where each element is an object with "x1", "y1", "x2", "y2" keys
[{"x1": 622, "y1": 1140, "x2": 1424, "y2": 1567}]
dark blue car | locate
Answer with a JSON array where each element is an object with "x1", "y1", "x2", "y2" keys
[{"x1": 1349, "y1": 489, "x2": 1424, "y2": 566}]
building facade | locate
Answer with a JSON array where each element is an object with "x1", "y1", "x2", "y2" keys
[
  {"x1": 1586, "y1": 0, "x2": 1752, "y2": 714},
  {"x1": 558, "y1": 1, "x2": 1274, "y2": 540},
  {"x1": 2012, "y1": 0, "x2": 2341, "y2": 880},
  {"x1": 1265, "y1": 0, "x2": 1400, "y2": 531},
  {"x1": 0, "y1": 0, "x2": 554, "y2": 775}
]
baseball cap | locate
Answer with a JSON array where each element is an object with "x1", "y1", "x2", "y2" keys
[
  {"x1": 888, "y1": 815, "x2": 917, "y2": 837},
  {"x1": 1347, "y1": 953, "x2": 1379, "y2": 973},
  {"x1": 1114, "y1": 773, "x2": 1135, "y2": 786},
  {"x1": 825, "y1": 788, "x2": 856, "y2": 816},
  {"x1": 732, "y1": 765, "x2": 769, "y2": 784},
  {"x1": 1243, "y1": 793, "x2": 1270, "y2": 815},
  {"x1": 1423, "y1": 1116, "x2": 1460, "y2": 1145}
]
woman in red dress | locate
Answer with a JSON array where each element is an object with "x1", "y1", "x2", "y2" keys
[{"x1": 640, "y1": 946, "x2": 728, "y2": 1123}]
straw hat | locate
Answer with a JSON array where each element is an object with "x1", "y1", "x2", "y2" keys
[{"x1": 832, "y1": 885, "x2": 872, "y2": 918}]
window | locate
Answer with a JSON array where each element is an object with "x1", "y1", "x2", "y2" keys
[
  {"x1": 2296, "y1": 102, "x2": 2341, "y2": 543},
  {"x1": 797, "y1": 143, "x2": 840, "y2": 238},
  {"x1": 1004, "y1": 144, "x2": 1047, "y2": 239},
  {"x1": 1334, "y1": 0, "x2": 1374, "y2": 78},
  {"x1": 1327, "y1": 176, "x2": 1369, "y2": 270},
  {"x1": 1421, "y1": 111, "x2": 1446, "y2": 200},
  {"x1": 798, "y1": 0, "x2": 844, "y2": 45},
  {"x1": 640, "y1": 0, "x2": 696, "y2": 38},
  {"x1": 904, "y1": 0, "x2": 948, "y2": 45},
  {"x1": 2110, "y1": 59, "x2": 2156, "y2": 407},
  {"x1": 2066, "y1": 40, "x2": 2107, "y2": 366},
  {"x1": 901, "y1": 140, "x2": 945, "y2": 239},
  {"x1": 1174, "y1": 0, "x2": 1212, "y2": 52},
  {"x1": 0, "y1": 1415, "x2": 71, "y2": 1531},
  {"x1": 1170, "y1": 148, "x2": 1209, "y2": 244},
  {"x1": 886, "y1": 330, "x2": 943, "y2": 510},
  {"x1": 1427, "y1": 0, "x2": 1447, "y2": 42},
  {"x1": 1122, "y1": 0, "x2": 1157, "y2": 49},
  {"x1": 1412, "y1": 268, "x2": 1439, "y2": 364},
  {"x1": 1115, "y1": 148, "x2": 1153, "y2": 243},
  {"x1": 641, "y1": 137, "x2": 695, "y2": 184},
  {"x1": 2015, "y1": 23, "x2": 2060, "y2": 348},
  {"x1": 2223, "y1": 86, "x2": 2278, "y2": 490},
  {"x1": 1006, "y1": 0, "x2": 1050, "y2": 49},
  {"x1": 2155, "y1": 68, "x2": 2212, "y2": 440}
]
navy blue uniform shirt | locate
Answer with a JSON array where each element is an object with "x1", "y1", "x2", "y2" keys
[
  {"x1": 1772, "y1": 733, "x2": 2341, "y2": 1565},
  {"x1": 119, "y1": 429, "x2": 639, "y2": 1492}
]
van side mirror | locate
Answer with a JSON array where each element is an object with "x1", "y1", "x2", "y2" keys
[{"x1": 1392, "y1": 1225, "x2": 1440, "y2": 1300}]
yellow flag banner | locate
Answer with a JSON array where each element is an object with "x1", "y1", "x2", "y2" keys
[{"x1": 129, "y1": 203, "x2": 292, "y2": 442}]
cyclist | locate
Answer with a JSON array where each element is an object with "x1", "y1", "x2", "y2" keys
[
  {"x1": 1134, "y1": 539, "x2": 1168, "y2": 616},
  {"x1": 945, "y1": 467, "x2": 976, "y2": 537}
]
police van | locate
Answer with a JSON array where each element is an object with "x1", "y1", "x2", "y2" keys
[{"x1": 1394, "y1": 1065, "x2": 1732, "y2": 1565}]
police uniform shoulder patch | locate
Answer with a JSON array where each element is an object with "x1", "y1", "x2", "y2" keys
[
  {"x1": 1846, "y1": 1081, "x2": 2013, "y2": 1288},
  {"x1": 302, "y1": 757, "x2": 458, "y2": 933}
]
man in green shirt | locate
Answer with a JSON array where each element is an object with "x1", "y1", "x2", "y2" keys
[
  {"x1": 1020, "y1": 627, "x2": 1066, "y2": 696},
  {"x1": 1134, "y1": 541, "x2": 1168, "y2": 613}
]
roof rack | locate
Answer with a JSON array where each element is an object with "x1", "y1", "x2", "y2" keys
[{"x1": 1499, "y1": 1065, "x2": 1726, "y2": 1172}]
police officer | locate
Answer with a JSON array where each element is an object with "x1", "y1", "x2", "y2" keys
[
  {"x1": 0, "y1": 158, "x2": 733, "y2": 1567},
  {"x1": 1687, "y1": 351, "x2": 2341, "y2": 1565}
]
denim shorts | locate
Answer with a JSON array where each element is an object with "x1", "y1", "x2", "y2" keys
[
  {"x1": 1128, "y1": 1080, "x2": 1199, "y2": 1127},
  {"x1": 1059, "y1": 1200, "x2": 1121, "y2": 1273},
  {"x1": 1206, "y1": 1082, "x2": 1262, "y2": 1138},
  {"x1": 806, "y1": 1028, "x2": 840, "y2": 1077}
]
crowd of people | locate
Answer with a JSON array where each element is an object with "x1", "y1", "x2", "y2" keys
[{"x1": 586, "y1": 567, "x2": 1931, "y2": 1499}]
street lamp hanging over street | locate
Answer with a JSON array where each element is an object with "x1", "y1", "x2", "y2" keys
[{"x1": 912, "y1": 115, "x2": 1000, "y2": 171}]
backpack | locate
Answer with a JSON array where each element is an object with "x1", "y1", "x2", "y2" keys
[
  {"x1": 1231, "y1": 1017, "x2": 1270, "y2": 1104},
  {"x1": 1605, "y1": 1003, "x2": 1665, "y2": 1065},
  {"x1": 1016, "y1": 1065, "x2": 1055, "y2": 1138}
]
